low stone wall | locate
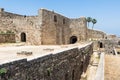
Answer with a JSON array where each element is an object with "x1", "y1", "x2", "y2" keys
[
  {"x1": 0, "y1": 34, "x2": 15, "y2": 43},
  {"x1": 95, "y1": 53, "x2": 104, "y2": 80},
  {"x1": 93, "y1": 40, "x2": 118, "y2": 54},
  {"x1": 0, "y1": 43, "x2": 93, "y2": 80},
  {"x1": 88, "y1": 29, "x2": 106, "y2": 40}
]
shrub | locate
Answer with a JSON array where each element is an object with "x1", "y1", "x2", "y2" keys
[{"x1": 0, "y1": 68, "x2": 7, "y2": 75}]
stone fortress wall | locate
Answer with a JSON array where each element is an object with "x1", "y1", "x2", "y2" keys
[
  {"x1": 88, "y1": 29, "x2": 106, "y2": 40},
  {"x1": 40, "y1": 9, "x2": 71, "y2": 45},
  {"x1": 0, "y1": 8, "x2": 107, "y2": 45},
  {"x1": 0, "y1": 42, "x2": 93, "y2": 80},
  {"x1": 0, "y1": 8, "x2": 118, "y2": 80},
  {"x1": 0, "y1": 8, "x2": 41, "y2": 45},
  {"x1": 70, "y1": 17, "x2": 87, "y2": 42}
]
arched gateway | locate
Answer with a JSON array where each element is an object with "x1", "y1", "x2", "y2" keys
[
  {"x1": 70, "y1": 36, "x2": 77, "y2": 44},
  {"x1": 21, "y1": 32, "x2": 26, "y2": 42}
]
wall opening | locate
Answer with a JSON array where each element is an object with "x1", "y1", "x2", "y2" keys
[
  {"x1": 70, "y1": 36, "x2": 77, "y2": 44},
  {"x1": 21, "y1": 32, "x2": 26, "y2": 42},
  {"x1": 117, "y1": 52, "x2": 120, "y2": 54},
  {"x1": 99, "y1": 42, "x2": 103, "y2": 48},
  {"x1": 63, "y1": 18, "x2": 65, "y2": 24},
  {"x1": 54, "y1": 15, "x2": 57, "y2": 22}
]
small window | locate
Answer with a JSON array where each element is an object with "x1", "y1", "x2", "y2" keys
[
  {"x1": 63, "y1": 18, "x2": 65, "y2": 24},
  {"x1": 54, "y1": 15, "x2": 57, "y2": 22}
]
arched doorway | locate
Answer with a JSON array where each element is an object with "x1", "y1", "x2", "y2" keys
[
  {"x1": 70, "y1": 36, "x2": 77, "y2": 44},
  {"x1": 99, "y1": 42, "x2": 103, "y2": 48},
  {"x1": 21, "y1": 32, "x2": 26, "y2": 42}
]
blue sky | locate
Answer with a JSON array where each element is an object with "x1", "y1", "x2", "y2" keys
[{"x1": 0, "y1": 0, "x2": 120, "y2": 36}]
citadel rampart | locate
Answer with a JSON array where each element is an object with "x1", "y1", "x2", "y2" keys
[
  {"x1": 0, "y1": 8, "x2": 41, "y2": 45},
  {"x1": 0, "y1": 8, "x2": 108, "y2": 45},
  {"x1": 88, "y1": 29, "x2": 106, "y2": 40},
  {"x1": 0, "y1": 43, "x2": 93, "y2": 80}
]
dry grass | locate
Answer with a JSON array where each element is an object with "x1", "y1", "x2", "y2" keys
[{"x1": 105, "y1": 55, "x2": 120, "y2": 80}]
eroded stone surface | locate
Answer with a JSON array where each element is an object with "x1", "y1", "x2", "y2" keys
[{"x1": 0, "y1": 8, "x2": 106, "y2": 45}]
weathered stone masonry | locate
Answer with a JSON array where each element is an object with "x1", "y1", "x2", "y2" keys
[
  {"x1": 0, "y1": 8, "x2": 106, "y2": 45},
  {"x1": 0, "y1": 8, "x2": 41, "y2": 45},
  {"x1": 0, "y1": 43, "x2": 93, "y2": 80},
  {"x1": 0, "y1": 34, "x2": 15, "y2": 43}
]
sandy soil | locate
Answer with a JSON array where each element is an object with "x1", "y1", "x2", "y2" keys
[{"x1": 105, "y1": 55, "x2": 120, "y2": 80}]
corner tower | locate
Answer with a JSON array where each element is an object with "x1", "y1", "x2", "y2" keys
[
  {"x1": 39, "y1": 9, "x2": 70, "y2": 45},
  {"x1": 69, "y1": 17, "x2": 87, "y2": 43}
]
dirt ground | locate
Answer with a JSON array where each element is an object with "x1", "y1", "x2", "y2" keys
[
  {"x1": 0, "y1": 42, "x2": 90, "y2": 64},
  {"x1": 105, "y1": 55, "x2": 120, "y2": 80}
]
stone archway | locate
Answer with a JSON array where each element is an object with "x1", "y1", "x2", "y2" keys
[
  {"x1": 21, "y1": 32, "x2": 26, "y2": 42},
  {"x1": 70, "y1": 36, "x2": 77, "y2": 44},
  {"x1": 99, "y1": 42, "x2": 103, "y2": 48}
]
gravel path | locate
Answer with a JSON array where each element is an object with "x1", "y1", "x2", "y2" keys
[{"x1": 105, "y1": 55, "x2": 120, "y2": 80}]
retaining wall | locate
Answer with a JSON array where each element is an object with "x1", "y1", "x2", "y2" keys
[{"x1": 0, "y1": 43, "x2": 93, "y2": 80}]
